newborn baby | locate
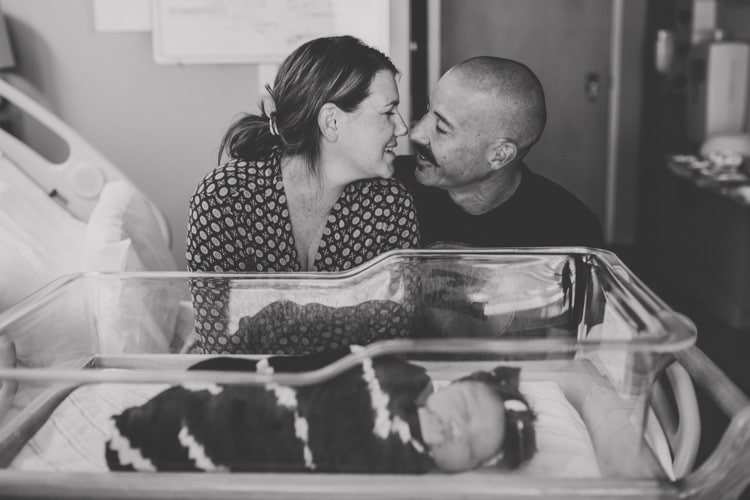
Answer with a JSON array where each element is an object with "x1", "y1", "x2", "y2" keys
[{"x1": 105, "y1": 348, "x2": 535, "y2": 474}]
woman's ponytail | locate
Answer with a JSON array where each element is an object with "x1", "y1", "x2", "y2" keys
[{"x1": 217, "y1": 87, "x2": 283, "y2": 165}]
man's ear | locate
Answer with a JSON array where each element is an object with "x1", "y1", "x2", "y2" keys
[
  {"x1": 318, "y1": 103, "x2": 340, "y2": 142},
  {"x1": 488, "y1": 140, "x2": 518, "y2": 170}
]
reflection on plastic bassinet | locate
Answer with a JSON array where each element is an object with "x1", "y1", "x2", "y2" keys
[{"x1": 0, "y1": 248, "x2": 748, "y2": 499}]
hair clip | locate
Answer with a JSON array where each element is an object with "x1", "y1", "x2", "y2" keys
[{"x1": 269, "y1": 113, "x2": 280, "y2": 137}]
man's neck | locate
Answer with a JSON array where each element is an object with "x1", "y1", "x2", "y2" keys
[{"x1": 447, "y1": 163, "x2": 524, "y2": 216}]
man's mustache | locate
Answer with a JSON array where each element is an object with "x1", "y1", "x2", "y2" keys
[{"x1": 412, "y1": 143, "x2": 437, "y2": 165}]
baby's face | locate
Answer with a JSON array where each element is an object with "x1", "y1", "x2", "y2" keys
[{"x1": 419, "y1": 380, "x2": 506, "y2": 472}]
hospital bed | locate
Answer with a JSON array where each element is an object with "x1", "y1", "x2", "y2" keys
[
  {"x1": 0, "y1": 76, "x2": 176, "y2": 316},
  {"x1": 0, "y1": 78, "x2": 748, "y2": 499}
]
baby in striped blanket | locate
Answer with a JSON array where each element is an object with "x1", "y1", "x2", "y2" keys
[{"x1": 105, "y1": 348, "x2": 536, "y2": 474}]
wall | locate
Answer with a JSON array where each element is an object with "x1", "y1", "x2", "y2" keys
[
  {"x1": 1, "y1": 0, "x2": 410, "y2": 269},
  {"x1": 613, "y1": 0, "x2": 647, "y2": 243},
  {"x1": 429, "y1": 0, "x2": 646, "y2": 244},
  {"x1": 718, "y1": 0, "x2": 750, "y2": 132},
  {"x1": 717, "y1": 0, "x2": 750, "y2": 41}
]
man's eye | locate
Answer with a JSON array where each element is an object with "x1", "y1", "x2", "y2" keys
[{"x1": 436, "y1": 126, "x2": 447, "y2": 134}]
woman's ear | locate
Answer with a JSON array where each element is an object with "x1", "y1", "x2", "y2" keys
[
  {"x1": 488, "y1": 140, "x2": 518, "y2": 171},
  {"x1": 318, "y1": 103, "x2": 340, "y2": 142}
]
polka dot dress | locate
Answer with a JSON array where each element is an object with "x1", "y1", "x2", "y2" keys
[
  {"x1": 239, "y1": 300, "x2": 414, "y2": 355},
  {"x1": 186, "y1": 153, "x2": 420, "y2": 354}
]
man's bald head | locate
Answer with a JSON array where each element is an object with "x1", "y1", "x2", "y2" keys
[{"x1": 448, "y1": 57, "x2": 547, "y2": 153}]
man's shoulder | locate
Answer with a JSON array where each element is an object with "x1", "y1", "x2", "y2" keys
[
  {"x1": 512, "y1": 167, "x2": 604, "y2": 246},
  {"x1": 520, "y1": 168, "x2": 593, "y2": 214}
]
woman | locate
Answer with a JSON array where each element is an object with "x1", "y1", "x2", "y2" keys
[
  {"x1": 186, "y1": 36, "x2": 420, "y2": 354},
  {"x1": 187, "y1": 35, "x2": 417, "y2": 274}
]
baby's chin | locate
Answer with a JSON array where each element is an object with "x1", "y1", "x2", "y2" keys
[{"x1": 431, "y1": 449, "x2": 485, "y2": 473}]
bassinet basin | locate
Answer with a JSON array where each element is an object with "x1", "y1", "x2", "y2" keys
[{"x1": 0, "y1": 248, "x2": 747, "y2": 499}]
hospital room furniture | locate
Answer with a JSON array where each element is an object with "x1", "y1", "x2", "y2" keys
[
  {"x1": 649, "y1": 153, "x2": 750, "y2": 328},
  {"x1": 0, "y1": 248, "x2": 748, "y2": 499}
]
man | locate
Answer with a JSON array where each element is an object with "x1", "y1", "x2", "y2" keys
[{"x1": 396, "y1": 56, "x2": 603, "y2": 247}]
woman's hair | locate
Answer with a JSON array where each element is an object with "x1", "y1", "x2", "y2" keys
[
  {"x1": 459, "y1": 366, "x2": 537, "y2": 469},
  {"x1": 218, "y1": 35, "x2": 398, "y2": 173}
]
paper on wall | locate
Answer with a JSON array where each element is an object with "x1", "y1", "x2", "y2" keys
[{"x1": 151, "y1": 0, "x2": 390, "y2": 65}]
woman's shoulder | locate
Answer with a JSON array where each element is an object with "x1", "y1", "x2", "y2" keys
[{"x1": 192, "y1": 157, "x2": 278, "y2": 202}]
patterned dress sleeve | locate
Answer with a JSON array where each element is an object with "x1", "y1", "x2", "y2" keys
[
  {"x1": 186, "y1": 164, "x2": 252, "y2": 354},
  {"x1": 368, "y1": 179, "x2": 422, "y2": 333},
  {"x1": 373, "y1": 179, "x2": 421, "y2": 253}
]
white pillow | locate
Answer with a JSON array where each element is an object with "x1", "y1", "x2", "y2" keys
[
  {"x1": 0, "y1": 165, "x2": 178, "y2": 363},
  {"x1": 84, "y1": 181, "x2": 179, "y2": 354},
  {"x1": 83, "y1": 180, "x2": 175, "y2": 272}
]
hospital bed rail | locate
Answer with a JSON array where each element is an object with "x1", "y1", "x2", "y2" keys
[{"x1": 0, "y1": 76, "x2": 171, "y2": 246}]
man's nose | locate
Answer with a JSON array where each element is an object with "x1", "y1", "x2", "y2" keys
[{"x1": 409, "y1": 116, "x2": 428, "y2": 144}]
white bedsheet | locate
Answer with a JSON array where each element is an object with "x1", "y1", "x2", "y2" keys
[{"x1": 10, "y1": 379, "x2": 602, "y2": 477}]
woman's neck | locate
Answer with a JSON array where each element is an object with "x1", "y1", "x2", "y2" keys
[
  {"x1": 282, "y1": 155, "x2": 345, "y2": 202},
  {"x1": 281, "y1": 154, "x2": 345, "y2": 270}
]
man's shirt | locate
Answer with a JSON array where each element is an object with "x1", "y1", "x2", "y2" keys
[{"x1": 395, "y1": 155, "x2": 604, "y2": 248}]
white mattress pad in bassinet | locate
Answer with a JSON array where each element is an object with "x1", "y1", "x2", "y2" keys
[{"x1": 10, "y1": 379, "x2": 602, "y2": 477}]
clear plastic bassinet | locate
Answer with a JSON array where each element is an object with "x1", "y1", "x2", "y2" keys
[{"x1": 0, "y1": 248, "x2": 748, "y2": 499}]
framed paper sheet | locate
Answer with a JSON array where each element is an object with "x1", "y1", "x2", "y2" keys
[{"x1": 152, "y1": 0, "x2": 390, "y2": 64}]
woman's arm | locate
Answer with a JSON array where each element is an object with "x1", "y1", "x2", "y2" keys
[{"x1": 186, "y1": 170, "x2": 251, "y2": 354}]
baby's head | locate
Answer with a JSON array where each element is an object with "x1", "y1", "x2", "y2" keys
[{"x1": 418, "y1": 366, "x2": 536, "y2": 472}]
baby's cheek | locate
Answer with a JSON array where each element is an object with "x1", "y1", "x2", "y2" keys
[{"x1": 472, "y1": 423, "x2": 505, "y2": 465}]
